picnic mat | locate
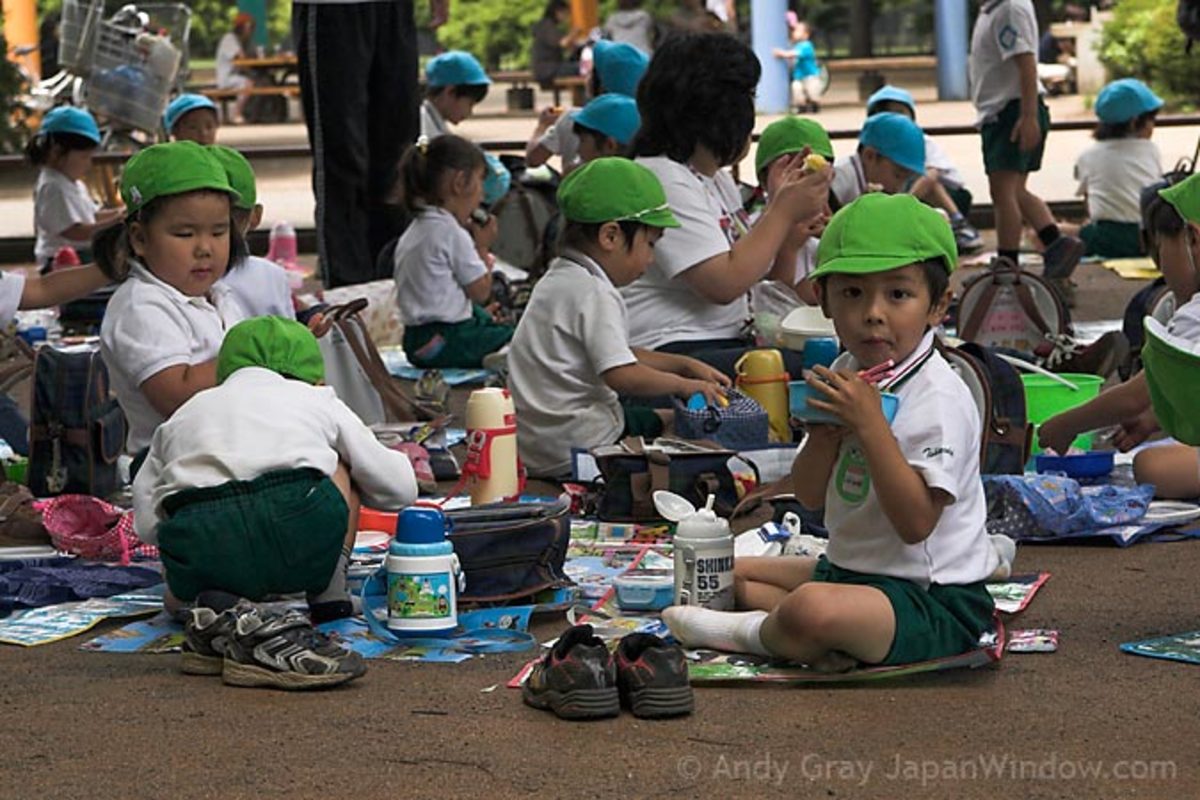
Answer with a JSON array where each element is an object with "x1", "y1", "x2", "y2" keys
[
  {"x1": 1099, "y1": 257, "x2": 1160, "y2": 281},
  {"x1": 1121, "y1": 631, "x2": 1200, "y2": 666},
  {"x1": 987, "y1": 572, "x2": 1051, "y2": 614},
  {"x1": 0, "y1": 557, "x2": 163, "y2": 618},
  {"x1": 378, "y1": 346, "x2": 494, "y2": 385},
  {"x1": 0, "y1": 585, "x2": 164, "y2": 646}
]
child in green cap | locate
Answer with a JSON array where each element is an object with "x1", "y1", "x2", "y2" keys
[
  {"x1": 1040, "y1": 174, "x2": 1200, "y2": 500},
  {"x1": 133, "y1": 316, "x2": 417, "y2": 687},
  {"x1": 508, "y1": 157, "x2": 730, "y2": 477},
  {"x1": 665, "y1": 194, "x2": 999, "y2": 670},
  {"x1": 208, "y1": 145, "x2": 296, "y2": 319},
  {"x1": 96, "y1": 140, "x2": 250, "y2": 455}
]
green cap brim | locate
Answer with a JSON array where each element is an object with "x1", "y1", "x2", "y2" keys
[{"x1": 619, "y1": 204, "x2": 680, "y2": 228}]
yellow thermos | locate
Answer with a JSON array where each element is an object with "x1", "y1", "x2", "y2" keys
[{"x1": 735, "y1": 349, "x2": 791, "y2": 442}]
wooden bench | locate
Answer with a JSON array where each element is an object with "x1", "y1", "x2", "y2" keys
[
  {"x1": 492, "y1": 70, "x2": 587, "y2": 109},
  {"x1": 199, "y1": 84, "x2": 301, "y2": 123},
  {"x1": 551, "y1": 76, "x2": 588, "y2": 108},
  {"x1": 825, "y1": 55, "x2": 937, "y2": 99}
]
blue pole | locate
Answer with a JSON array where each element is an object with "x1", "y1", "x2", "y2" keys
[
  {"x1": 934, "y1": 0, "x2": 969, "y2": 100},
  {"x1": 751, "y1": 0, "x2": 790, "y2": 113}
]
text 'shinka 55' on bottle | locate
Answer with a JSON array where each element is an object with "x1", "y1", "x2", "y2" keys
[{"x1": 655, "y1": 491, "x2": 735, "y2": 610}]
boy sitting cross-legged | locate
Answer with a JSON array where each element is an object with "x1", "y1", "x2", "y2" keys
[
  {"x1": 665, "y1": 194, "x2": 999, "y2": 671},
  {"x1": 508, "y1": 157, "x2": 730, "y2": 478}
]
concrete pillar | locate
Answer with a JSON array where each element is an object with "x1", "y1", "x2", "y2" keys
[
  {"x1": 751, "y1": 0, "x2": 789, "y2": 113},
  {"x1": 934, "y1": 0, "x2": 969, "y2": 100}
]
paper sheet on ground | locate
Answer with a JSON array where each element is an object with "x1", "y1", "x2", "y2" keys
[
  {"x1": 1120, "y1": 631, "x2": 1200, "y2": 666},
  {"x1": 378, "y1": 346, "x2": 493, "y2": 385},
  {"x1": 987, "y1": 572, "x2": 1051, "y2": 614},
  {"x1": 1100, "y1": 257, "x2": 1160, "y2": 281},
  {"x1": 0, "y1": 586, "x2": 164, "y2": 646}
]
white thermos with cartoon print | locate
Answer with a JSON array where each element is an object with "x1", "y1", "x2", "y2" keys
[
  {"x1": 655, "y1": 491, "x2": 735, "y2": 610},
  {"x1": 386, "y1": 506, "x2": 463, "y2": 636}
]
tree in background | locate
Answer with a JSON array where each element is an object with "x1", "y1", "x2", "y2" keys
[
  {"x1": 0, "y1": 31, "x2": 35, "y2": 153},
  {"x1": 1099, "y1": 0, "x2": 1198, "y2": 106}
]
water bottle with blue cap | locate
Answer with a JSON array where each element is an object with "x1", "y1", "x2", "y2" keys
[{"x1": 386, "y1": 506, "x2": 464, "y2": 636}]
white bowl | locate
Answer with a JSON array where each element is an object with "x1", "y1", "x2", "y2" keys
[{"x1": 781, "y1": 305, "x2": 839, "y2": 351}]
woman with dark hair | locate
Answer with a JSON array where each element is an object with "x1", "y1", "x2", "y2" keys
[
  {"x1": 531, "y1": 0, "x2": 583, "y2": 87},
  {"x1": 622, "y1": 32, "x2": 831, "y2": 373}
]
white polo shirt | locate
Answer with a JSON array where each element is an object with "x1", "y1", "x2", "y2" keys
[
  {"x1": 969, "y1": 0, "x2": 1044, "y2": 126},
  {"x1": 420, "y1": 100, "x2": 450, "y2": 140},
  {"x1": 392, "y1": 206, "x2": 487, "y2": 326},
  {"x1": 925, "y1": 135, "x2": 966, "y2": 189},
  {"x1": 538, "y1": 110, "x2": 582, "y2": 173},
  {"x1": 1075, "y1": 138, "x2": 1162, "y2": 225},
  {"x1": 622, "y1": 156, "x2": 752, "y2": 349},
  {"x1": 821, "y1": 330, "x2": 999, "y2": 587},
  {"x1": 509, "y1": 251, "x2": 638, "y2": 477},
  {"x1": 132, "y1": 366, "x2": 418, "y2": 544},
  {"x1": 0, "y1": 272, "x2": 27, "y2": 325},
  {"x1": 34, "y1": 167, "x2": 98, "y2": 262},
  {"x1": 1168, "y1": 293, "x2": 1200, "y2": 343},
  {"x1": 221, "y1": 255, "x2": 295, "y2": 319},
  {"x1": 830, "y1": 153, "x2": 867, "y2": 209},
  {"x1": 100, "y1": 262, "x2": 247, "y2": 453}
]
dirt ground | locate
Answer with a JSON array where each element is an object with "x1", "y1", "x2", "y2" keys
[{"x1": 2, "y1": 261, "x2": 1197, "y2": 800}]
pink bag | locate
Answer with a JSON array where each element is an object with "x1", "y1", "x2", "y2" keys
[{"x1": 37, "y1": 495, "x2": 157, "y2": 564}]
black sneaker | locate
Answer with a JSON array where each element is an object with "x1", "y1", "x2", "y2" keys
[
  {"x1": 522, "y1": 624, "x2": 619, "y2": 720},
  {"x1": 222, "y1": 606, "x2": 367, "y2": 691},
  {"x1": 615, "y1": 633, "x2": 694, "y2": 719},
  {"x1": 182, "y1": 602, "x2": 243, "y2": 676},
  {"x1": 1042, "y1": 235, "x2": 1085, "y2": 280}
]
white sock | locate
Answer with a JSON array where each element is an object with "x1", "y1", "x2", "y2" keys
[
  {"x1": 989, "y1": 534, "x2": 1017, "y2": 581},
  {"x1": 663, "y1": 606, "x2": 771, "y2": 657}
]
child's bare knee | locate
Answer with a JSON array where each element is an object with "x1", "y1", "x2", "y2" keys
[{"x1": 775, "y1": 584, "x2": 838, "y2": 643}]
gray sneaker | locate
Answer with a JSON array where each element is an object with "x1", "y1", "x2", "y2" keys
[
  {"x1": 222, "y1": 606, "x2": 367, "y2": 691},
  {"x1": 1042, "y1": 235, "x2": 1085, "y2": 280},
  {"x1": 182, "y1": 603, "x2": 243, "y2": 676}
]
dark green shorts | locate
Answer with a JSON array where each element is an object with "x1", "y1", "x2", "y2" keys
[
  {"x1": 620, "y1": 404, "x2": 665, "y2": 439},
  {"x1": 1080, "y1": 220, "x2": 1143, "y2": 258},
  {"x1": 403, "y1": 304, "x2": 515, "y2": 369},
  {"x1": 981, "y1": 97, "x2": 1051, "y2": 174},
  {"x1": 157, "y1": 468, "x2": 348, "y2": 602},
  {"x1": 812, "y1": 555, "x2": 996, "y2": 666},
  {"x1": 947, "y1": 185, "x2": 973, "y2": 217}
]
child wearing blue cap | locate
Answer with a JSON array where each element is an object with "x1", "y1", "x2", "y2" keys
[
  {"x1": 866, "y1": 85, "x2": 982, "y2": 253},
  {"x1": 572, "y1": 94, "x2": 641, "y2": 162},
  {"x1": 1059, "y1": 78, "x2": 1163, "y2": 259},
  {"x1": 970, "y1": 0, "x2": 1083, "y2": 300},
  {"x1": 164, "y1": 94, "x2": 220, "y2": 145},
  {"x1": 420, "y1": 51, "x2": 492, "y2": 139},
  {"x1": 830, "y1": 112, "x2": 925, "y2": 209},
  {"x1": 665, "y1": 193, "x2": 999, "y2": 671},
  {"x1": 526, "y1": 39, "x2": 649, "y2": 175},
  {"x1": 25, "y1": 107, "x2": 124, "y2": 273}
]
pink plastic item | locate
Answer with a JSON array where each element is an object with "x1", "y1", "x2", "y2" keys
[
  {"x1": 266, "y1": 220, "x2": 299, "y2": 270},
  {"x1": 52, "y1": 246, "x2": 81, "y2": 269},
  {"x1": 36, "y1": 495, "x2": 155, "y2": 564}
]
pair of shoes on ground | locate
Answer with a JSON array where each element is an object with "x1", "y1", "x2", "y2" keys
[
  {"x1": 951, "y1": 216, "x2": 983, "y2": 254},
  {"x1": 523, "y1": 624, "x2": 694, "y2": 721},
  {"x1": 183, "y1": 599, "x2": 366, "y2": 690}
]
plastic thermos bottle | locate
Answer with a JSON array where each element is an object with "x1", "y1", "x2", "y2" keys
[
  {"x1": 656, "y1": 492, "x2": 735, "y2": 610},
  {"x1": 803, "y1": 337, "x2": 839, "y2": 370},
  {"x1": 734, "y1": 349, "x2": 791, "y2": 442},
  {"x1": 464, "y1": 388, "x2": 520, "y2": 505},
  {"x1": 386, "y1": 506, "x2": 462, "y2": 636},
  {"x1": 267, "y1": 220, "x2": 299, "y2": 270}
]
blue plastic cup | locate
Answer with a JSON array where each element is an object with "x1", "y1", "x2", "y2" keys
[{"x1": 802, "y1": 337, "x2": 839, "y2": 370}]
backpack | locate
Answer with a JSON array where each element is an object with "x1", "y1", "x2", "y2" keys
[
  {"x1": 490, "y1": 162, "x2": 559, "y2": 279},
  {"x1": 938, "y1": 340, "x2": 1032, "y2": 475},
  {"x1": 957, "y1": 260, "x2": 1071, "y2": 354},
  {"x1": 1122, "y1": 278, "x2": 1176, "y2": 375},
  {"x1": 445, "y1": 495, "x2": 572, "y2": 604},
  {"x1": 671, "y1": 389, "x2": 770, "y2": 452},
  {"x1": 28, "y1": 346, "x2": 126, "y2": 498}
]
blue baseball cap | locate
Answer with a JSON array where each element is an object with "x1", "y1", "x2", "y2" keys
[
  {"x1": 1094, "y1": 78, "x2": 1164, "y2": 125},
  {"x1": 866, "y1": 84, "x2": 916, "y2": 117},
  {"x1": 593, "y1": 40, "x2": 649, "y2": 97},
  {"x1": 858, "y1": 112, "x2": 925, "y2": 176},
  {"x1": 38, "y1": 107, "x2": 100, "y2": 144},
  {"x1": 163, "y1": 93, "x2": 218, "y2": 133},
  {"x1": 426, "y1": 51, "x2": 491, "y2": 88},
  {"x1": 572, "y1": 94, "x2": 641, "y2": 146},
  {"x1": 482, "y1": 153, "x2": 511, "y2": 206}
]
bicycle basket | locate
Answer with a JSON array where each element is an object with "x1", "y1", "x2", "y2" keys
[
  {"x1": 59, "y1": 0, "x2": 105, "y2": 73},
  {"x1": 84, "y1": 12, "x2": 180, "y2": 133}
]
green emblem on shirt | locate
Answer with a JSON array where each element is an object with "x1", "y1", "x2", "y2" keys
[{"x1": 834, "y1": 445, "x2": 871, "y2": 505}]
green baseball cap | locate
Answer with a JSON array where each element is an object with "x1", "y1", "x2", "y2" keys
[
  {"x1": 1160, "y1": 173, "x2": 1200, "y2": 224},
  {"x1": 120, "y1": 140, "x2": 239, "y2": 214},
  {"x1": 755, "y1": 116, "x2": 834, "y2": 175},
  {"x1": 556, "y1": 157, "x2": 680, "y2": 228},
  {"x1": 217, "y1": 317, "x2": 325, "y2": 385},
  {"x1": 208, "y1": 145, "x2": 257, "y2": 209},
  {"x1": 813, "y1": 193, "x2": 957, "y2": 279}
]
